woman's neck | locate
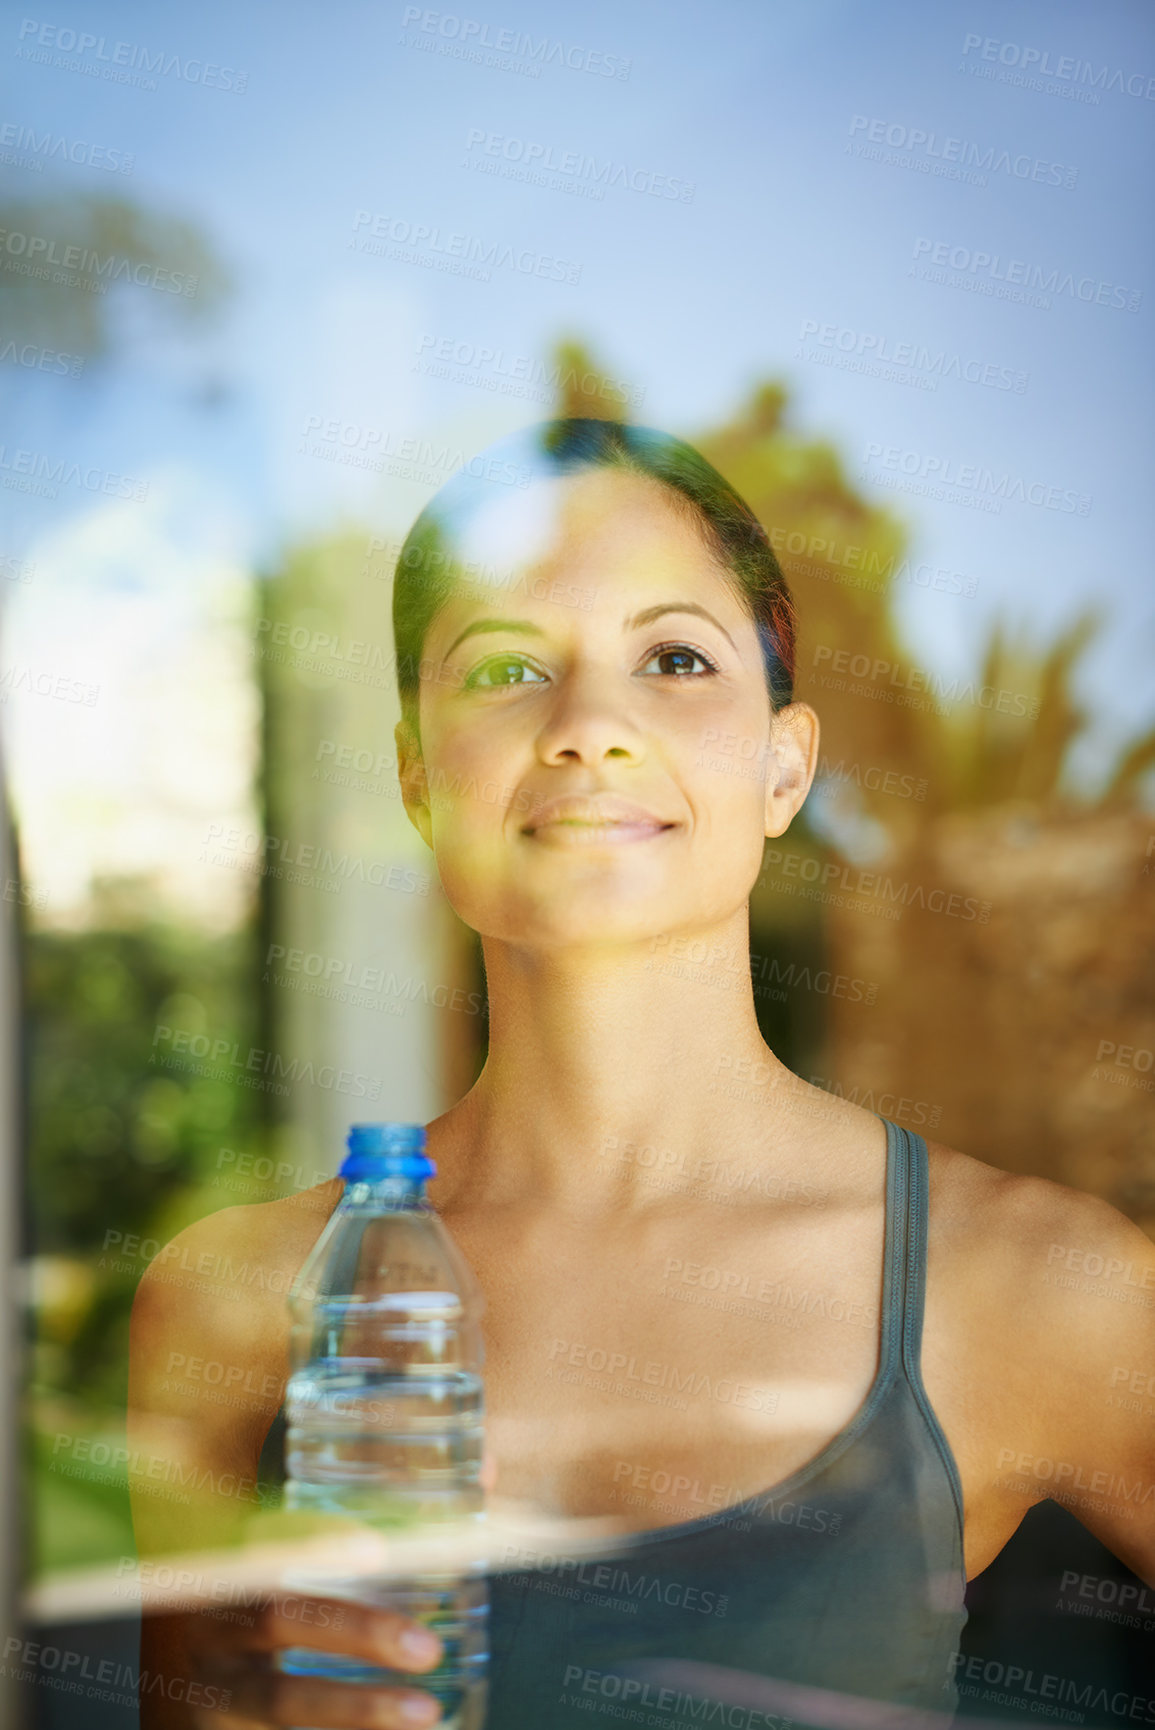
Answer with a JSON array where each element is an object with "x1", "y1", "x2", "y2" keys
[{"x1": 433, "y1": 909, "x2": 804, "y2": 1213}]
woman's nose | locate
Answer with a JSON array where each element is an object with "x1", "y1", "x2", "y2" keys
[{"x1": 534, "y1": 670, "x2": 645, "y2": 766}]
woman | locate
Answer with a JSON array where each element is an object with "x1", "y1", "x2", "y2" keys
[{"x1": 129, "y1": 419, "x2": 1155, "y2": 1729}]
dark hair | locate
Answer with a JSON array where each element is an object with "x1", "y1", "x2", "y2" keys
[{"x1": 392, "y1": 418, "x2": 795, "y2": 731}]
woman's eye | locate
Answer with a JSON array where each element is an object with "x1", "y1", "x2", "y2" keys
[
  {"x1": 641, "y1": 643, "x2": 718, "y2": 678},
  {"x1": 466, "y1": 655, "x2": 548, "y2": 689}
]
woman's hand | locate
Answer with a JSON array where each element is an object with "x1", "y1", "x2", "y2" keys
[{"x1": 184, "y1": 1590, "x2": 445, "y2": 1727}]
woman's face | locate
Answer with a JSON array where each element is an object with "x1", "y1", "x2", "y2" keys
[{"x1": 398, "y1": 468, "x2": 817, "y2": 951}]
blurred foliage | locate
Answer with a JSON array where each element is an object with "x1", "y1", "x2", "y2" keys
[
  {"x1": 25, "y1": 880, "x2": 264, "y2": 1409},
  {"x1": 0, "y1": 194, "x2": 229, "y2": 360},
  {"x1": 694, "y1": 378, "x2": 1154, "y2": 823},
  {"x1": 28, "y1": 1419, "x2": 137, "y2": 1575},
  {"x1": 11, "y1": 188, "x2": 235, "y2": 1572},
  {"x1": 552, "y1": 335, "x2": 632, "y2": 420}
]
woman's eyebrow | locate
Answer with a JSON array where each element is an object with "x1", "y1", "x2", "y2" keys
[
  {"x1": 627, "y1": 602, "x2": 738, "y2": 653},
  {"x1": 442, "y1": 602, "x2": 738, "y2": 662},
  {"x1": 443, "y1": 618, "x2": 543, "y2": 658}
]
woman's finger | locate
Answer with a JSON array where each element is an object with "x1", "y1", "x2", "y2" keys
[
  {"x1": 187, "y1": 1592, "x2": 443, "y2": 1673},
  {"x1": 193, "y1": 1660, "x2": 443, "y2": 1728}
]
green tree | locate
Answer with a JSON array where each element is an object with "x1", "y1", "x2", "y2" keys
[{"x1": 0, "y1": 194, "x2": 229, "y2": 360}]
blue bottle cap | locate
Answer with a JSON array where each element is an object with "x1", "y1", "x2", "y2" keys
[{"x1": 340, "y1": 1123, "x2": 435, "y2": 1184}]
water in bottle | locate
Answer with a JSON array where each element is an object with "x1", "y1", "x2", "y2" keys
[{"x1": 278, "y1": 1122, "x2": 487, "y2": 1726}]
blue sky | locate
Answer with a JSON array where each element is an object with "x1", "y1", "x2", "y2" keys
[{"x1": 3, "y1": 0, "x2": 1154, "y2": 894}]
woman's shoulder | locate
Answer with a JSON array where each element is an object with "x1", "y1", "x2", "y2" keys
[
  {"x1": 132, "y1": 1178, "x2": 343, "y2": 1331},
  {"x1": 923, "y1": 1136, "x2": 1155, "y2": 1380},
  {"x1": 924, "y1": 1135, "x2": 1149, "y2": 1266}
]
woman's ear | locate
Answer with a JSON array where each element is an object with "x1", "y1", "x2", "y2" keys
[
  {"x1": 764, "y1": 702, "x2": 820, "y2": 838},
  {"x1": 395, "y1": 720, "x2": 434, "y2": 850}
]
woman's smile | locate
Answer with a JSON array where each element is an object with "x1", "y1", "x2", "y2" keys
[
  {"x1": 525, "y1": 822, "x2": 676, "y2": 846},
  {"x1": 521, "y1": 793, "x2": 680, "y2": 847}
]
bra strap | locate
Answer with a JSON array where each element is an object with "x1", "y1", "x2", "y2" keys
[
  {"x1": 876, "y1": 1116, "x2": 905, "y2": 1383},
  {"x1": 885, "y1": 1118, "x2": 967, "y2": 1530},
  {"x1": 896, "y1": 1120, "x2": 930, "y2": 1372}
]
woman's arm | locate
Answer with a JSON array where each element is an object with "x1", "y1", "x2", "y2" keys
[
  {"x1": 127, "y1": 1201, "x2": 295, "y2": 1725},
  {"x1": 925, "y1": 1152, "x2": 1155, "y2": 1584},
  {"x1": 127, "y1": 1186, "x2": 445, "y2": 1728},
  {"x1": 1009, "y1": 1186, "x2": 1155, "y2": 1584}
]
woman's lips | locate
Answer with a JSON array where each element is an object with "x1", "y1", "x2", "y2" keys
[
  {"x1": 521, "y1": 795, "x2": 678, "y2": 845},
  {"x1": 525, "y1": 818, "x2": 676, "y2": 846}
]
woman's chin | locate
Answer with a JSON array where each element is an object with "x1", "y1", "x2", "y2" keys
[{"x1": 474, "y1": 890, "x2": 685, "y2": 953}]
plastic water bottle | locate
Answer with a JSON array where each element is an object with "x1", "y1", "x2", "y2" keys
[{"x1": 278, "y1": 1123, "x2": 487, "y2": 1726}]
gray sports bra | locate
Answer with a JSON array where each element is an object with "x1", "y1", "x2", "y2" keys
[{"x1": 486, "y1": 1118, "x2": 967, "y2": 1729}]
